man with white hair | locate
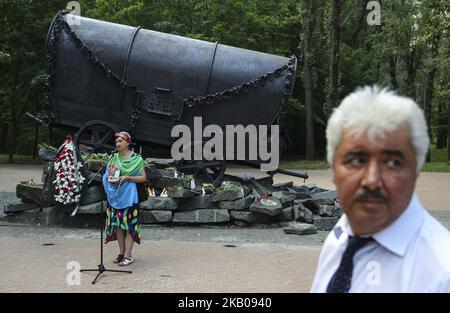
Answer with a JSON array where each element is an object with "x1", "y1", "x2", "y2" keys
[{"x1": 310, "y1": 86, "x2": 450, "y2": 292}]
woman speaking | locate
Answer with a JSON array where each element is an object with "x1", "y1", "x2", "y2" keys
[{"x1": 102, "y1": 131, "x2": 146, "y2": 266}]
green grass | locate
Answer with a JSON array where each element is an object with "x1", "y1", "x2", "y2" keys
[
  {"x1": 421, "y1": 162, "x2": 450, "y2": 172},
  {"x1": 279, "y1": 160, "x2": 330, "y2": 170},
  {"x1": 422, "y1": 144, "x2": 449, "y2": 172},
  {"x1": 1, "y1": 144, "x2": 449, "y2": 172}
]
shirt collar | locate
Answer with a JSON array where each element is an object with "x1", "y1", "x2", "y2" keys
[{"x1": 335, "y1": 192, "x2": 425, "y2": 257}]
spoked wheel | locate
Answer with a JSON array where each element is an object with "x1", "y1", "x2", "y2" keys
[
  {"x1": 177, "y1": 160, "x2": 226, "y2": 187},
  {"x1": 74, "y1": 120, "x2": 120, "y2": 153}
]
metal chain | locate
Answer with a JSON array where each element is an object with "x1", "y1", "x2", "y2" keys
[
  {"x1": 278, "y1": 57, "x2": 297, "y2": 125},
  {"x1": 45, "y1": 11, "x2": 141, "y2": 135},
  {"x1": 183, "y1": 56, "x2": 297, "y2": 110}
]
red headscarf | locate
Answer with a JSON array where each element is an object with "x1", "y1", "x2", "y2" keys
[{"x1": 115, "y1": 131, "x2": 131, "y2": 144}]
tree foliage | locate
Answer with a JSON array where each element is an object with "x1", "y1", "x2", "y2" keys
[{"x1": 0, "y1": 0, "x2": 448, "y2": 161}]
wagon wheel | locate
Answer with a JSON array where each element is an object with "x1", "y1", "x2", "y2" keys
[
  {"x1": 177, "y1": 160, "x2": 226, "y2": 187},
  {"x1": 74, "y1": 120, "x2": 120, "y2": 153}
]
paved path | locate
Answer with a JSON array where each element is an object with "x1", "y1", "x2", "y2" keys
[
  {"x1": 0, "y1": 235, "x2": 321, "y2": 292},
  {"x1": 0, "y1": 164, "x2": 449, "y2": 292}
]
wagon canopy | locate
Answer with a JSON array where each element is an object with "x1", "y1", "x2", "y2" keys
[{"x1": 45, "y1": 11, "x2": 297, "y2": 148}]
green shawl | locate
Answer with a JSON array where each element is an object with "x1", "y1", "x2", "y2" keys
[{"x1": 109, "y1": 152, "x2": 144, "y2": 176}]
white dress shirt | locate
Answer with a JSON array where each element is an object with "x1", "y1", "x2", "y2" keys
[{"x1": 310, "y1": 193, "x2": 450, "y2": 292}]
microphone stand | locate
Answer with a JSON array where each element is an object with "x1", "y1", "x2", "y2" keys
[{"x1": 79, "y1": 150, "x2": 132, "y2": 284}]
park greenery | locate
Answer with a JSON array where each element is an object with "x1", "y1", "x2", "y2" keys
[{"x1": 1, "y1": 0, "x2": 449, "y2": 170}]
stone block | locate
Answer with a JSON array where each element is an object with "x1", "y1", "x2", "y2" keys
[
  {"x1": 178, "y1": 194, "x2": 213, "y2": 210},
  {"x1": 319, "y1": 204, "x2": 342, "y2": 217},
  {"x1": 4, "y1": 202, "x2": 39, "y2": 214},
  {"x1": 167, "y1": 188, "x2": 198, "y2": 198},
  {"x1": 149, "y1": 176, "x2": 191, "y2": 189},
  {"x1": 284, "y1": 222, "x2": 317, "y2": 235},
  {"x1": 80, "y1": 185, "x2": 104, "y2": 205},
  {"x1": 38, "y1": 147, "x2": 57, "y2": 162},
  {"x1": 313, "y1": 216, "x2": 339, "y2": 231},
  {"x1": 141, "y1": 210, "x2": 173, "y2": 223},
  {"x1": 144, "y1": 158, "x2": 175, "y2": 168},
  {"x1": 277, "y1": 206, "x2": 295, "y2": 221},
  {"x1": 296, "y1": 203, "x2": 314, "y2": 224},
  {"x1": 173, "y1": 209, "x2": 230, "y2": 223},
  {"x1": 272, "y1": 181, "x2": 294, "y2": 191},
  {"x1": 229, "y1": 211, "x2": 273, "y2": 224},
  {"x1": 311, "y1": 190, "x2": 337, "y2": 206},
  {"x1": 139, "y1": 197, "x2": 178, "y2": 211},
  {"x1": 249, "y1": 197, "x2": 282, "y2": 216},
  {"x1": 271, "y1": 191, "x2": 296, "y2": 207},
  {"x1": 16, "y1": 183, "x2": 53, "y2": 207},
  {"x1": 212, "y1": 188, "x2": 244, "y2": 202}
]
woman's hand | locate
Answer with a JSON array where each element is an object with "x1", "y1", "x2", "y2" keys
[{"x1": 119, "y1": 176, "x2": 130, "y2": 184}]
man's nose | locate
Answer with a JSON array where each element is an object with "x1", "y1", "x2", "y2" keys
[{"x1": 361, "y1": 160, "x2": 383, "y2": 190}]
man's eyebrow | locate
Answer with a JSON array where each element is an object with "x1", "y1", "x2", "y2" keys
[
  {"x1": 381, "y1": 150, "x2": 405, "y2": 159},
  {"x1": 343, "y1": 151, "x2": 366, "y2": 158}
]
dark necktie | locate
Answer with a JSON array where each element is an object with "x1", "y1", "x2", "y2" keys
[{"x1": 326, "y1": 235, "x2": 373, "y2": 293}]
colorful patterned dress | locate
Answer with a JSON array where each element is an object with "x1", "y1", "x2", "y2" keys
[{"x1": 105, "y1": 205, "x2": 141, "y2": 244}]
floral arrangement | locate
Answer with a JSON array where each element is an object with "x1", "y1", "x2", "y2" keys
[{"x1": 52, "y1": 136, "x2": 85, "y2": 205}]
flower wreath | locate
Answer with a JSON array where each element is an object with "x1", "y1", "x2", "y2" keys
[{"x1": 52, "y1": 136, "x2": 85, "y2": 205}]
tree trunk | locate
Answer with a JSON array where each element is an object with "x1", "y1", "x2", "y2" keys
[
  {"x1": 423, "y1": 32, "x2": 441, "y2": 162},
  {"x1": 447, "y1": 38, "x2": 450, "y2": 166},
  {"x1": 348, "y1": 0, "x2": 368, "y2": 48},
  {"x1": 389, "y1": 56, "x2": 399, "y2": 90},
  {"x1": 405, "y1": 48, "x2": 417, "y2": 98},
  {"x1": 303, "y1": 0, "x2": 315, "y2": 160},
  {"x1": 327, "y1": 0, "x2": 341, "y2": 117},
  {"x1": 0, "y1": 123, "x2": 8, "y2": 152},
  {"x1": 436, "y1": 100, "x2": 447, "y2": 149},
  {"x1": 8, "y1": 61, "x2": 22, "y2": 163}
]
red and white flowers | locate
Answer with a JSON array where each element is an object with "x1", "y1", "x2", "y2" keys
[{"x1": 52, "y1": 136, "x2": 85, "y2": 205}]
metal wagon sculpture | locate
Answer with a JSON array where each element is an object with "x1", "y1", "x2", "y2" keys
[{"x1": 43, "y1": 11, "x2": 307, "y2": 186}]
